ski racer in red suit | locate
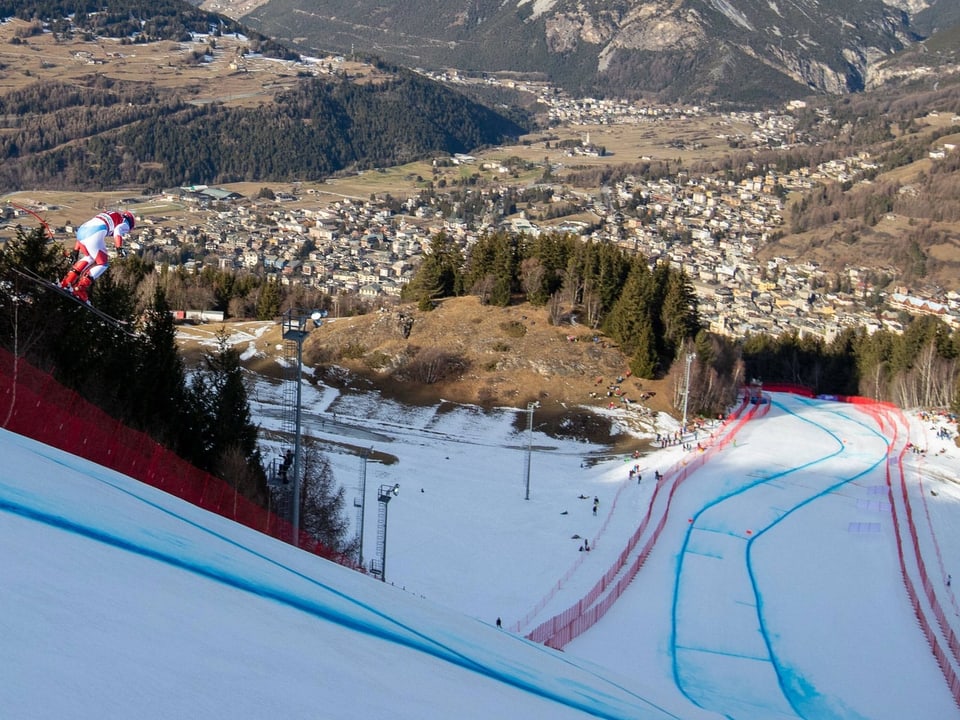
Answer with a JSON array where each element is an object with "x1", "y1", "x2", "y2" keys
[{"x1": 60, "y1": 210, "x2": 135, "y2": 303}]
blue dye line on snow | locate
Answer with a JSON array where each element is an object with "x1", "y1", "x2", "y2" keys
[
  {"x1": 670, "y1": 397, "x2": 889, "y2": 720},
  {"x1": 0, "y1": 432, "x2": 682, "y2": 720},
  {"x1": 746, "y1": 399, "x2": 888, "y2": 720}
]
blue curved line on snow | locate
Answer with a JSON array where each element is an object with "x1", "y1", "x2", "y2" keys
[
  {"x1": 670, "y1": 397, "x2": 887, "y2": 719},
  {"x1": 746, "y1": 399, "x2": 887, "y2": 720},
  {"x1": 0, "y1": 433, "x2": 682, "y2": 720}
]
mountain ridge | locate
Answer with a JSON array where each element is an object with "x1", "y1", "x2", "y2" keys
[
  {"x1": 229, "y1": 0, "x2": 960, "y2": 105},
  {"x1": 0, "y1": 9, "x2": 527, "y2": 191}
]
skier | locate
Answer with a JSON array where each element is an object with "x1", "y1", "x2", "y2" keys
[{"x1": 60, "y1": 210, "x2": 135, "y2": 303}]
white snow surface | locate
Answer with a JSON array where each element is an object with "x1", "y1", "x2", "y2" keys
[{"x1": 4, "y1": 381, "x2": 960, "y2": 719}]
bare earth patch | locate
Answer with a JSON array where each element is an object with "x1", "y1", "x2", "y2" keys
[{"x1": 303, "y1": 296, "x2": 676, "y2": 440}]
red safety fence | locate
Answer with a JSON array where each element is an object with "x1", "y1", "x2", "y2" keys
[
  {"x1": 760, "y1": 382, "x2": 816, "y2": 397},
  {"x1": 522, "y1": 384, "x2": 960, "y2": 713},
  {"x1": 523, "y1": 389, "x2": 762, "y2": 645},
  {"x1": 870, "y1": 403, "x2": 960, "y2": 709},
  {"x1": 0, "y1": 347, "x2": 351, "y2": 566}
]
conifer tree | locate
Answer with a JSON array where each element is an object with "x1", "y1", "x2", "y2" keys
[
  {"x1": 186, "y1": 329, "x2": 262, "y2": 476},
  {"x1": 299, "y1": 440, "x2": 357, "y2": 556},
  {"x1": 629, "y1": 318, "x2": 658, "y2": 379},
  {"x1": 593, "y1": 243, "x2": 630, "y2": 317},
  {"x1": 489, "y1": 232, "x2": 519, "y2": 306},
  {"x1": 133, "y1": 286, "x2": 189, "y2": 451},
  {"x1": 256, "y1": 277, "x2": 282, "y2": 320},
  {"x1": 660, "y1": 267, "x2": 701, "y2": 362},
  {"x1": 603, "y1": 256, "x2": 653, "y2": 358},
  {"x1": 0, "y1": 225, "x2": 71, "y2": 362},
  {"x1": 464, "y1": 232, "x2": 498, "y2": 303},
  {"x1": 401, "y1": 231, "x2": 463, "y2": 308}
]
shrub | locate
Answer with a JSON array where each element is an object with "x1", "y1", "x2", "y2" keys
[
  {"x1": 340, "y1": 341, "x2": 367, "y2": 360},
  {"x1": 499, "y1": 320, "x2": 526, "y2": 338},
  {"x1": 403, "y1": 347, "x2": 467, "y2": 384}
]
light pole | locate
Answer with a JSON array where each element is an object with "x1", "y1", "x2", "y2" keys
[
  {"x1": 355, "y1": 447, "x2": 370, "y2": 568},
  {"x1": 374, "y1": 483, "x2": 399, "y2": 582},
  {"x1": 681, "y1": 352, "x2": 696, "y2": 435},
  {"x1": 524, "y1": 401, "x2": 539, "y2": 500},
  {"x1": 281, "y1": 308, "x2": 327, "y2": 546}
]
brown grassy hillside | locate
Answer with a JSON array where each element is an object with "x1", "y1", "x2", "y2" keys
[
  {"x1": 297, "y1": 296, "x2": 678, "y2": 442},
  {"x1": 176, "y1": 297, "x2": 680, "y2": 446}
]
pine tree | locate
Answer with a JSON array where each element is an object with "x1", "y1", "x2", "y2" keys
[
  {"x1": 463, "y1": 231, "x2": 519, "y2": 306},
  {"x1": 401, "y1": 231, "x2": 463, "y2": 308},
  {"x1": 300, "y1": 440, "x2": 357, "y2": 555},
  {"x1": 660, "y1": 268, "x2": 701, "y2": 362},
  {"x1": 0, "y1": 225, "x2": 72, "y2": 362},
  {"x1": 186, "y1": 328, "x2": 261, "y2": 476},
  {"x1": 603, "y1": 257, "x2": 652, "y2": 357},
  {"x1": 256, "y1": 277, "x2": 282, "y2": 320},
  {"x1": 593, "y1": 243, "x2": 630, "y2": 317},
  {"x1": 133, "y1": 287, "x2": 190, "y2": 450},
  {"x1": 629, "y1": 318, "x2": 658, "y2": 379}
]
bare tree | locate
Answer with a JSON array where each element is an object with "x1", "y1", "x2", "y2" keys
[
  {"x1": 547, "y1": 290, "x2": 564, "y2": 325},
  {"x1": 471, "y1": 274, "x2": 495, "y2": 305},
  {"x1": 582, "y1": 288, "x2": 603, "y2": 329},
  {"x1": 520, "y1": 257, "x2": 546, "y2": 303},
  {"x1": 404, "y1": 347, "x2": 467, "y2": 384}
]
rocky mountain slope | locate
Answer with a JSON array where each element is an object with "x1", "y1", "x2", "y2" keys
[{"x1": 223, "y1": 0, "x2": 960, "y2": 104}]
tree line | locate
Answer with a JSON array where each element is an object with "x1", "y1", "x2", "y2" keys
[
  {"x1": 403, "y1": 228, "x2": 960, "y2": 416},
  {"x1": 402, "y1": 230, "x2": 705, "y2": 382},
  {"x1": 0, "y1": 226, "x2": 355, "y2": 554}
]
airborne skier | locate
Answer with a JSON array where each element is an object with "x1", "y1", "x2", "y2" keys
[{"x1": 60, "y1": 210, "x2": 135, "y2": 303}]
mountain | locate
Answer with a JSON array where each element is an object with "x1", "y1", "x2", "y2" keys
[
  {"x1": 229, "y1": 0, "x2": 960, "y2": 105},
  {"x1": 0, "y1": 4, "x2": 527, "y2": 191}
]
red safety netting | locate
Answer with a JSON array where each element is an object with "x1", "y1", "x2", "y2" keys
[
  {"x1": 520, "y1": 390, "x2": 760, "y2": 644},
  {"x1": 520, "y1": 384, "x2": 960, "y2": 713},
  {"x1": 0, "y1": 347, "x2": 350, "y2": 565}
]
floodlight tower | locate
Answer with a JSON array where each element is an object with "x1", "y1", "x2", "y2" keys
[
  {"x1": 681, "y1": 352, "x2": 696, "y2": 435},
  {"x1": 281, "y1": 308, "x2": 326, "y2": 546},
  {"x1": 373, "y1": 483, "x2": 399, "y2": 582},
  {"x1": 524, "y1": 401, "x2": 539, "y2": 500},
  {"x1": 355, "y1": 447, "x2": 371, "y2": 567}
]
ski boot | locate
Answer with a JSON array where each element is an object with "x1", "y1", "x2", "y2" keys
[{"x1": 72, "y1": 276, "x2": 92, "y2": 304}]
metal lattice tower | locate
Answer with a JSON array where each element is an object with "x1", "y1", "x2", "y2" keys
[
  {"x1": 269, "y1": 335, "x2": 301, "y2": 540},
  {"x1": 355, "y1": 448, "x2": 370, "y2": 567},
  {"x1": 281, "y1": 338, "x2": 299, "y2": 444},
  {"x1": 371, "y1": 483, "x2": 398, "y2": 581},
  {"x1": 278, "y1": 309, "x2": 326, "y2": 546},
  {"x1": 371, "y1": 501, "x2": 387, "y2": 578}
]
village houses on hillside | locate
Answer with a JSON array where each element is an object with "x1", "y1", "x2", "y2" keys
[{"x1": 6, "y1": 100, "x2": 958, "y2": 340}]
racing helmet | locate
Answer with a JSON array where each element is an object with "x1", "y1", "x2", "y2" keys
[{"x1": 121, "y1": 210, "x2": 135, "y2": 230}]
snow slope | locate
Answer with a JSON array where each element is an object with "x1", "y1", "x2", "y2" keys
[{"x1": 3, "y1": 381, "x2": 960, "y2": 719}]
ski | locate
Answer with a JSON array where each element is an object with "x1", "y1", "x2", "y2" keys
[{"x1": 8, "y1": 265, "x2": 138, "y2": 337}]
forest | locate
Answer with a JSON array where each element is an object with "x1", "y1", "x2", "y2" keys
[
  {"x1": 401, "y1": 229, "x2": 960, "y2": 416},
  {"x1": 0, "y1": 72, "x2": 527, "y2": 191}
]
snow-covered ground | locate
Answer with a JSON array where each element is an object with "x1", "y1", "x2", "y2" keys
[{"x1": 5, "y1": 332, "x2": 960, "y2": 718}]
